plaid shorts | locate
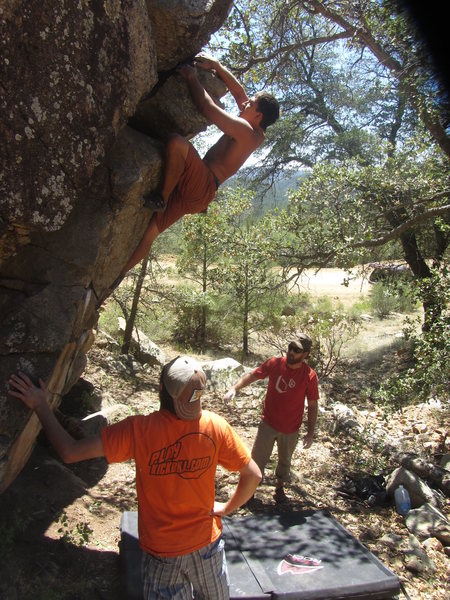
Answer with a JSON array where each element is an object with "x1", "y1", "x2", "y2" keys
[{"x1": 142, "y1": 535, "x2": 229, "y2": 599}]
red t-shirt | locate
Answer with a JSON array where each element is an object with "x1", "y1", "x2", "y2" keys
[
  {"x1": 101, "y1": 409, "x2": 250, "y2": 557},
  {"x1": 253, "y1": 357, "x2": 319, "y2": 434}
]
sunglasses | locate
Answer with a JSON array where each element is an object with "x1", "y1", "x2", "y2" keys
[{"x1": 288, "y1": 343, "x2": 303, "y2": 354}]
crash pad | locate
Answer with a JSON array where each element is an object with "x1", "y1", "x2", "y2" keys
[{"x1": 119, "y1": 510, "x2": 400, "y2": 599}]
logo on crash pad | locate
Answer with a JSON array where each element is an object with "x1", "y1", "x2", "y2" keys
[{"x1": 277, "y1": 553, "x2": 323, "y2": 576}]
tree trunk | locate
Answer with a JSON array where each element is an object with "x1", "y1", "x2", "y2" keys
[
  {"x1": 385, "y1": 208, "x2": 441, "y2": 329},
  {"x1": 200, "y1": 243, "x2": 207, "y2": 351},
  {"x1": 398, "y1": 230, "x2": 442, "y2": 330},
  {"x1": 121, "y1": 255, "x2": 149, "y2": 355}
]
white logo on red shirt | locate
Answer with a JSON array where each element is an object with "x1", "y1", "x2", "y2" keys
[{"x1": 275, "y1": 376, "x2": 296, "y2": 393}]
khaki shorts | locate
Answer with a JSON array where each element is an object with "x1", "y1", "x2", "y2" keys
[{"x1": 251, "y1": 419, "x2": 299, "y2": 483}]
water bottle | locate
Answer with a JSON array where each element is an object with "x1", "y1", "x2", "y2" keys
[{"x1": 394, "y1": 484, "x2": 411, "y2": 515}]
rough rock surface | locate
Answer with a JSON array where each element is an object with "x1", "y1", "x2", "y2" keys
[
  {"x1": 130, "y1": 69, "x2": 227, "y2": 140},
  {"x1": 146, "y1": 0, "x2": 233, "y2": 71},
  {"x1": 0, "y1": 0, "x2": 233, "y2": 491},
  {"x1": 386, "y1": 466, "x2": 442, "y2": 509}
]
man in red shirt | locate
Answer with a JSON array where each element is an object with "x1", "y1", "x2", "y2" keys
[
  {"x1": 224, "y1": 332, "x2": 319, "y2": 503},
  {"x1": 9, "y1": 356, "x2": 261, "y2": 599}
]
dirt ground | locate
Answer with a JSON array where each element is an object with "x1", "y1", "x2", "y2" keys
[
  {"x1": 1, "y1": 270, "x2": 448, "y2": 600},
  {"x1": 296, "y1": 267, "x2": 370, "y2": 308}
]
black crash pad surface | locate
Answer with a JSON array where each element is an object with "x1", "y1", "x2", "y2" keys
[
  {"x1": 223, "y1": 510, "x2": 399, "y2": 599},
  {"x1": 119, "y1": 510, "x2": 399, "y2": 600}
]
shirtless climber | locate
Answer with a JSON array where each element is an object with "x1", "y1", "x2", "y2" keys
[{"x1": 119, "y1": 54, "x2": 279, "y2": 278}]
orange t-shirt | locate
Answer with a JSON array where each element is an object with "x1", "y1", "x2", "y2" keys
[{"x1": 101, "y1": 409, "x2": 250, "y2": 556}]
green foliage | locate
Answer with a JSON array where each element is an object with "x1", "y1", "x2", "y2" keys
[
  {"x1": 204, "y1": 292, "x2": 243, "y2": 346},
  {"x1": 213, "y1": 189, "x2": 282, "y2": 354},
  {"x1": 369, "y1": 282, "x2": 401, "y2": 318},
  {"x1": 98, "y1": 297, "x2": 122, "y2": 337},
  {"x1": 348, "y1": 296, "x2": 372, "y2": 321},
  {"x1": 374, "y1": 269, "x2": 450, "y2": 408},
  {"x1": 259, "y1": 296, "x2": 359, "y2": 379},
  {"x1": 282, "y1": 146, "x2": 449, "y2": 265},
  {"x1": 175, "y1": 187, "x2": 284, "y2": 354},
  {"x1": 305, "y1": 301, "x2": 360, "y2": 379},
  {"x1": 211, "y1": 1, "x2": 450, "y2": 335},
  {"x1": 171, "y1": 286, "x2": 211, "y2": 349},
  {"x1": 171, "y1": 285, "x2": 251, "y2": 352},
  {"x1": 269, "y1": 144, "x2": 449, "y2": 331},
  {"x1": 212, "y1": 0, "x2": 450, "y2": 173},
  {"x1": 56, "y1": 511, "x2": 93, "y2": 547},
  {"x1": 153, "y1": 220, "x2": 183, "y2": 255},
  {"x1": 347, "y1": 425, "x2": 390, "y2": 473}
]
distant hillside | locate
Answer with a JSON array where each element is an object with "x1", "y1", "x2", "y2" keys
[{"x1": 225, "y1": 169, "x2": 309, "y2": 214}]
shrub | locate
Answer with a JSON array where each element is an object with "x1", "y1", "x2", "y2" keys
[
  {"x1": 259, "y1": 296, "x2": 359, "y2": 379},
  {"x1": 369, "y1": 280, "x2": 418, "y2": 318},
  {"x1": 98, "y1": 298, "x2": 123, "y2": 337},
  {"x1": 348, "y1": 296, "x2": 372, "y2": 321},
  {"x1": 369, "y1": 282, "x2": 398, "y2": 318},
  {"x1": 171, "y1": 287, "x2": 211, "y2": 349}
]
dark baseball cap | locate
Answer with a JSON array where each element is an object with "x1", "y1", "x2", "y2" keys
[{"x1": 289, "y1": 332, "x2": 312, "y2": 353}]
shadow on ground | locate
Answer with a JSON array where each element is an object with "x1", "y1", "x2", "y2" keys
[{"x1": 0, "y1": 441, "x2": 123, "y2": 600}]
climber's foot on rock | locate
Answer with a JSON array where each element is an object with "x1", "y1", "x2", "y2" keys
[{"x1": 143, "y1": 192, "x2": 166, "y2": 212}]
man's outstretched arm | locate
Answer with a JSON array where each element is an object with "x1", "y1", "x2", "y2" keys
[
  {"x1": 8, "y1": 372, "x2": 105, "y2": 463},
  {"x1": 194, "y1": 54, "x2": 249, "y2": 110},
  {"x1": 223, "y1": 371, "x2": 260, "y2": 402}
]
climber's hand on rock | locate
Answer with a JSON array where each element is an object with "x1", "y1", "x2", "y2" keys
[
  {"x1": 177, "y1": 63, "x2": 198, "y2": 81},
  {"x1": 8, "y1": 372, "x2": 47, "y2": 411},
  {"x1": 194, "y1": 54, "x2": 218, "y2": 71}
]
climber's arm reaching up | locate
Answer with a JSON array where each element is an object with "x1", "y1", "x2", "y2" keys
[{"x1": 194, "y1": 54, "x2": 249, "y2": 110}]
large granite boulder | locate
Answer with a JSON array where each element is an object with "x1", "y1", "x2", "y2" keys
[
  {"x1": 130, "y1": 69, "x2": 227, "y2": 140},
  {"x1": 146, "y1": 0, "x2": 233, "y2": 71},
  {"x1": 0, "y1": 0, "x2": 233, "y2": 492},
  {"x1": 1, "y1": 0, "x2": 155, "y2": 241}
]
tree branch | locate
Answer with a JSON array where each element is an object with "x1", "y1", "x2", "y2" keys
[
  {"x1": 234, "y1": 31, "x2": 351, "y2": 75},
  {"x1": 299, "y1": 0, "x2": 450, "y2": 157},
  {"x1": 354, "y1": 204, "x2": 450, "y2": 248}
]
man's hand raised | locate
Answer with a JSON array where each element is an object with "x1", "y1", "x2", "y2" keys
[
  {"x1": 8, "y1": 372, "x2": 47, "y2": 411},
  {"x1": 194, "y1": 54, "x2": 218, "y2": 71}
]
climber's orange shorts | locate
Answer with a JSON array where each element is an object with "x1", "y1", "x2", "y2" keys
[{"x1": 155, "y1": 144, "x2": 219, "y2": 234}]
